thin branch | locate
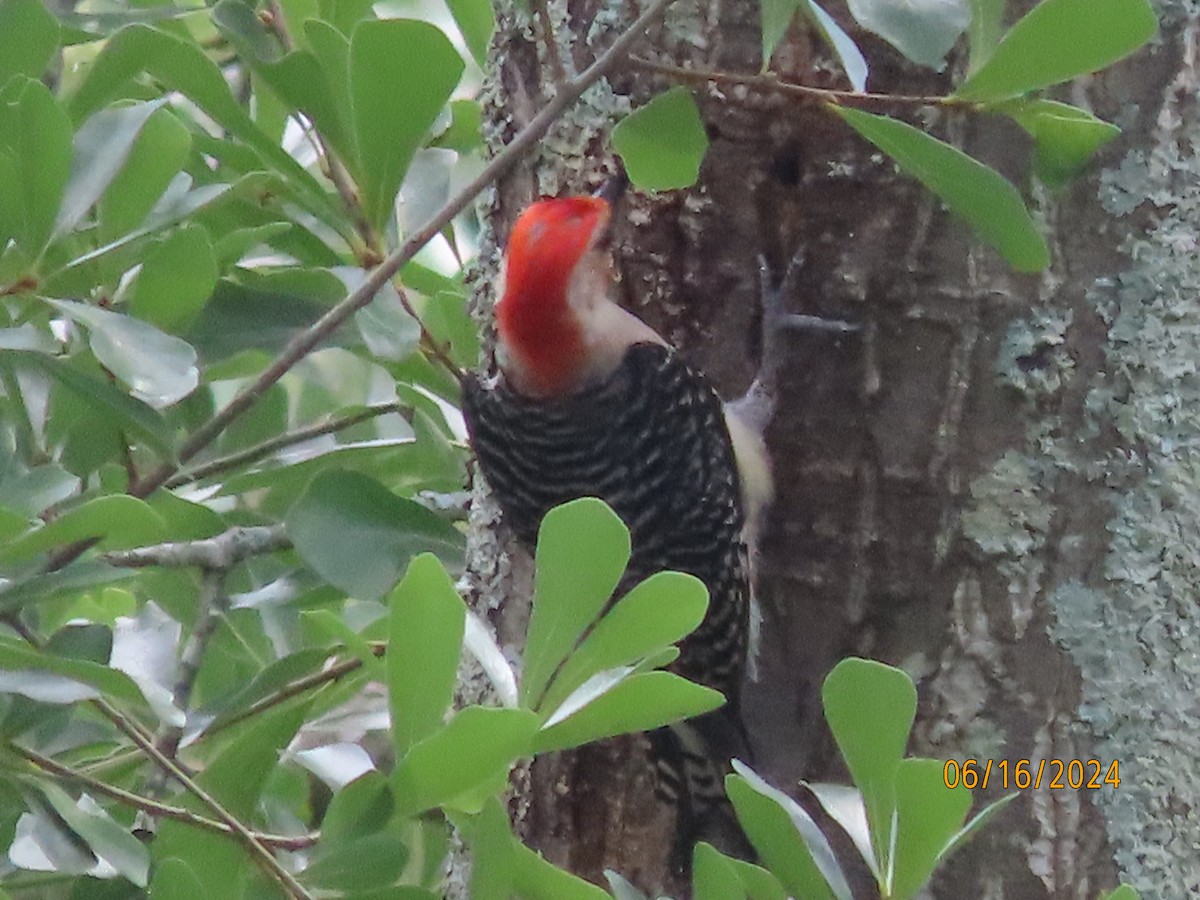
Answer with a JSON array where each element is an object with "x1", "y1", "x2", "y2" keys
[
  {"x1": 629, "y1": 56, "x2": 973, "y2": 110},
  {"x1": 165, "y1": 403, "x2": 406, "y2": 488},
  {"x1": 100, "y1": 526, "x2": 291, "y2": 570},
  {"x1": 204, "y1": 643, "x2": 384, "y2": 739},
  {"x1": 125, "y1": 0, "x2": 675, "y2": 503},
  {"x1": 16, "y1": 744, "x2": 319, "y2": 851},
  {"x1": 394, "y1": 284, "x2": 465, "y2": 383},
  {"x1": 152, "y1": 569, "x2": 227, "y2": 773},
  {"x1": 89, "y1": 695, "x2": 315, "y2": 899}
]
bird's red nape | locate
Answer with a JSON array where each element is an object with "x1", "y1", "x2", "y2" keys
[{"x1": 496, "y1": 195, "x2": 609, "y2": 396}]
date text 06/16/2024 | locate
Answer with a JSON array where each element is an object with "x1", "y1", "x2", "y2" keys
[{"x1": 943, "y1": 758, "x2": 1121, "y2": 791}]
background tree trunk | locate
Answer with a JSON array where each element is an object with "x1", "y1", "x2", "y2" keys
[{"x1": 471, "y1": 1, "x2": 1199, "y2": 896}]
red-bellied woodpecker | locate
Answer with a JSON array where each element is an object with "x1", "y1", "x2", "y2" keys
[{"x1": 462, "y1": 192, "x2": 776, "y2": 863}]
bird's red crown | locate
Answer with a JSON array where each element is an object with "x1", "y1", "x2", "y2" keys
[{"x1": 496, "y1": 196, "x2": 609, "y2": 395}]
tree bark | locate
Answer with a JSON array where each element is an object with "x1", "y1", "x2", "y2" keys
[{"x1": 471, "y1": 0, "x2": 1200, "y2": 897}]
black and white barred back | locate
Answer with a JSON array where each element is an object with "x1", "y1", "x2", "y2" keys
[{"x1": 462, "y1": 342, "x2": 750, "y2": 708}]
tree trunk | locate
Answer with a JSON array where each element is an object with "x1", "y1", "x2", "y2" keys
[{"x1": 471, "y1": 0, "x2": 1199, "y2": 896}]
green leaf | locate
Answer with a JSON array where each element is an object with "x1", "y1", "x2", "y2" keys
[
  {"x1": 305, "y1": 19, "x2": 354, "y2": 151},
  {"x1": 821, "y1": 657, "x2": 916, "y2": 877},
  {"x1": 269, "y1": 49, "x2": 354, "y2": 161},
  {"x1": 798, "y1": 1, "x2": 868, "y2": 92},
  {"x1": 538, "y1": 571, "x2": 708, "y2": 717},
  {"x1": 303, "y1": 608, "x2": 384, "y2": 681},
  {"x1": 846, "y1": 0, "x2": 969, "y2": 68},
  {"x1": 388, "y1": 554, "x2": 466, "y2": 755},
  {"x1": 205, "y1": 697, "x2": 314, "y2": 817},
  {"x1": 214, "y1": 0, "x2": 354, "y2": 162},
  {"x1": 692, "y1": 849, "x2": 790, "y2": 900},
  {"x1": 349, "y1": 18, "x2": 464, "y2": 229},
  {"x1": 939, "y1": 790, "x2": 1017, "y2": 863},
  {"x1": 0, "y1": 149, "x2": 19, "y2": 253},
  {"x1": 152, "y1": 697, "x2": 312, "y2": 898},
  {"x1": 393, "y1": 707, "x2": 538, "y2": 816},
  {"x1": 34, "y1": 782, "x2": 149, "y2": 887},
  {"x1": 613, "y1": 87, "x2": 708, "y2": 192},
  {"x1": 321, "y1": 0, "x2": 376, "y2": 35},
  {"x1": 0, "y1": 560, "x2": 133, "y2": 615},
  {"x1": 0, "y1": 0, "x2": 59, "y2": 87},
  {"x1": 456, "y1": 798, "x2": 610, "y2": 900},
  {"x1": 333, "y1": 266, "x2": 421, "y2": 362},
  {"x1": 211, "y1": 0, "x2": 282, "y2": 64},
  {"x1": 891, "y1": 759, "x2": 971, "y2": 898},
  {"x1": 186, "y1": 271, "x2": 339, "y2": 364},
  {"x1": 0, "y1": 462, "x2": 78, "y2": 516},
  {"x1": 967, "y1": 0, "x2": 1007, "y2": 73},
  {"x1": 306, "y1": 830, "x2": 409, "y2": 891},
  {"x1": 463, "y1": 798, "x2": 518, "y2": 900},
  {"x1": 97, "y1": 107, "x2": 192, "y2": 244},
  {"x1": 319, "y1": 773, "x2": 394, "y2": 844},
  {"x1": 446, "y1": 0, "x2": 495, "y2": 68},
  {"x1": 0, "y1": 635, "x2": 146, "y2": 707},
  {"x1": 694, "y1": 842, "x2": 749, "y2": 900},
  {"x1": 431, "y1": 98, "x2": 484, "y2": 153},
  {"x1": 0, "y1": 507, "x2": 30, "y2": 543},
  {"x1": 129, "y1": 225, "x2": 219, "y2": 333},
  {"x1": 8, "y1": 79, "x2": 72, "y2": 257},
  {"x1": 53, "y1": 174, "x2": 253, "y2": 285},
  {"x1": 286, "y1": 469, "x2": 464, "y2": 600},
  {"x1": 1102, "y1": 887, "x2": 1141, "y2": 900},
  {"x1": 45, "y1": 299, "x2": 200, "y2": 407},
  {"x1": 147, "y1": 857, "x2": 207, "y2": 900},
  {"x1": 1003, "y1": 99, "x2": 1120, "y2": 187},
  {"x1": 955, "y1": 0, "x2": 1157, "y2": 101},
  {"x1": 726, "y1": 773, "x2": 838, "y2": 900},
  {"x1": 53, "y1": 100, "x2": 165, "y2": 242},
  {"x1": 1, "y1": 495, "x2": 166, "y2": 560},
  {"x1": 761, "y1": 0, "x2": 801, "y2": 65},
  {"x1": 6, "y1": 350, "x2": 175, "y2": 459},
  {"x1": 521, "y1": 498, "x2": 630, "y2": 709},
  {"x1": 69, "y1": 25, "x2": 340, "y2": 227},
  {"x1": 832, "y1": 106, "x2": 1049, "y2": 271},
  {"x1": 534, "y1": 671, "x2": 723, "y2": 753},
  {"x1": 728, "y1": 857, "x2": 790, "y2": 900},
  {"x1": 212, "y1": 222, "x2": 291, "y2": 269}
]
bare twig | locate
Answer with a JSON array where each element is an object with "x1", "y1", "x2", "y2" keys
[
  {"x1": 394, "y1": 284, "x2": 465, "y2": 383},
  {"x1": 152, "y1": 569, "x2": 227, "y2": 772},
  {"x1": 165, "y1": 403, "x2": 406, "y2": 488},
  {"x1": 16, "y1": 744, "x2": 319, "y2": 851},
  {"x1": 100, "y1": 526, "x2": 291, "y2": 570},
  {"x1": 205, "y1": 643, "x2": 385, "y2": 739},
  {"x1": 629, "y1": 55, "x2": 971, "y2": 110}
]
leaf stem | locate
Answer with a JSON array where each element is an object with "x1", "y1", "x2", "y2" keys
[{"x1": 629, "y1": 55, "x2": 974, "y2": 110}]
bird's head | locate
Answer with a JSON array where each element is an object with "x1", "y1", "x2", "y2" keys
[{"x1": 495, "y1": 195, "x2": 613, "y2": 397}]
